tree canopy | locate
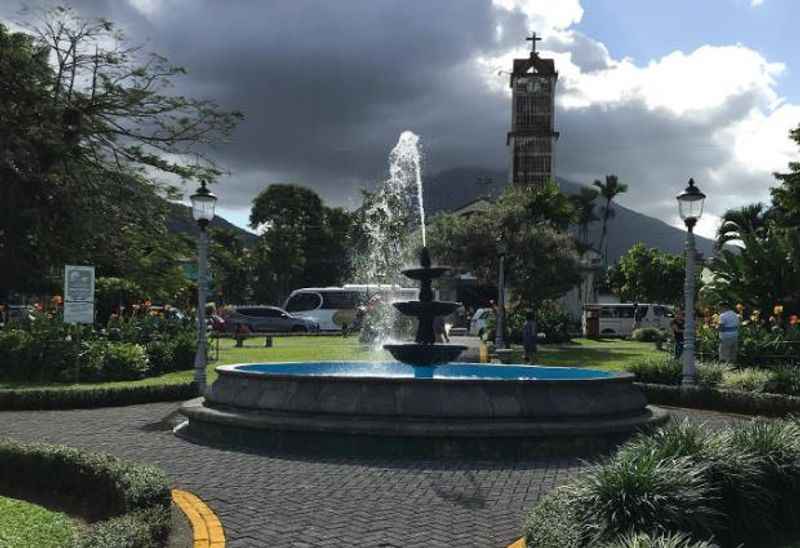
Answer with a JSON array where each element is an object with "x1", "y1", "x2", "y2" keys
[{"x1": 606, "y1": 243, "x2": 686, "y2": 305}]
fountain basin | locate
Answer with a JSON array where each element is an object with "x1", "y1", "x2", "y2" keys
[{"x1": 177, "y1": 362, "x2": 668, "y2": 456}]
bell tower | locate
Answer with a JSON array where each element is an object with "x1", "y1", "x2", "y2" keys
[{"x1": 507, "y1": 32, "x2": 559, "y2": 188}]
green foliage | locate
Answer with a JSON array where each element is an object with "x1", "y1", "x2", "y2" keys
[
  {"x1": 570, "y1": 452, "x2": 722, "y2": 544},
  {"x1": 95, "y1": 277, "x2": 146, "y2": 325},
  {"x1": 721, "y1": 367, "x2": 771, "y2": 393},
  {"x1": 524, "y1": 487, "x2": 582, "y2": 548},
  {"x1": 697, "y1": 321, "x2": 800, "y2": 367},
  {"x1": 428, "y1": 183, "x2": 583, "y2": 312},
  {"x1": 0, "y1": 382, "x2": 195, "y2": 411},
  {"x1": 631, "y1": 327, "x2": 666, "y2": 343},
  {"x1": 525, "y1": 419, "x2": 800, "y2": 548},
  {"x1": 594, "y1": 174, "x2": 629, "y2": 266},
  {"x1": 601, "y1": 532, "x2": 717, "y2": 548},
  {"x1": 209, "y1": 228, "x2": 252, "y2": 304},
  {"x1": 765, "y1": 366, "x2": 800, "y2": 396},
  {"x1": 101, "y1": 343, "x2": 148, "y2": 381},
  {"x1": 0, "y1": 10, "x2": 241, "y2": 299},
  {"x1": 606, "y1": 244, "x2": 686, "y2": 306},
  {"x1": 0, "y1": 440, "x2": 171, "y2": 548},
  {"x1": 250, "y1": 184, "x2": 356, "y2": 304},
  {"x1": 771, "y1": 124, "x2": 800, "y2": 228},
  {"x1": 627, "y1": 356, "x2": 682, "y2": 385}
]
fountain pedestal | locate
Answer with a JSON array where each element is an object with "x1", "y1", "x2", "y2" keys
[{"x1": 383, "y1": 247, "x2": 466, "y2": 365}]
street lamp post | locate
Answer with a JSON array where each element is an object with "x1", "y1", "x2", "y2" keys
[
  {"x1": 495, "y1": 236, "x2": 508, "y2": 350},
  {"x1": 677, "y1": 178, "x2": 706, "y2": 386},
  {"x1": 190, "y1": 180, "x2": 217, "y2": 395}
]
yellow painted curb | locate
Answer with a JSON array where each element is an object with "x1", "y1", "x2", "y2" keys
[
  {"x1": 172, "y1": 489, "x2": 225, "y2": 548},
  {"x1": 507, "y1": 538, "x2": 525, "y2": 548}
]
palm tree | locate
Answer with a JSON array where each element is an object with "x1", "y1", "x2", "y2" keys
[
  {"x1": 716, "y1": 202, "x2": 770, "y2": 248},
  {"x1": 593, "y1": 174, "x2": 629, "y2": 266},
  {"x1": 569, "y1": 187, "x2": 600, "y2": 248}
]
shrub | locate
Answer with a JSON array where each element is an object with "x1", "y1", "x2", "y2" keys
[
  {"x1": 626, "y1": 356, "x2": 682, "y2": 385},
  {"x1": 765, "y1": 366, "x2": 800, "y2": 396},
  {"x1": 0, "y1": 440, "x2": 171, "y2": 548},
  {"x1": 695, "y1": 362, "x2": 726, "y2": 388},
  {"x1": 0, "y1": 382, "x2": 196, "y2": 410},
  {"x1": 536, "y1": 300, "x2": 577, "y2": 343},
  {"x1": 729, "y1": 420, "x2": 800, "y2": 529},
  {"x1": 0, "y1": 328, "x2": 33, "y2": 380},
  {"x1": 601, "y1": 531, "x2": 717, "y2": 548},
  {"x1": 721, "y1": 368, "x2": 771, "y2": 393},
  {"x1": 524, "y1": 487, "x2": 582, "y2": 548},
  {"x1": 145, "y1": 340, "x2": 175, "y2": 376},
  {"x1": 101, "y1": 343, "x2": 149, "y2": 381},
  {"x1": 631, "y1": 327, "x2": 666, "y2": 343},
  {"x1": 570, "y1": 451, "x2": 722, "y2": 544},
  {"x1": 169, "y1": 331, "x2": 197, "y2": 372}
]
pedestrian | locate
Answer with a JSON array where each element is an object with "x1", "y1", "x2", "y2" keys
[
  {"x1": 671, "y1": 309, "x2": 685, "y2": 359},
  {"x1": 718, "y1": 302, "x2": 740, "y2": 363},
  {"x1": 522, "y1": 311, "x2": 537, "y2": 363}
]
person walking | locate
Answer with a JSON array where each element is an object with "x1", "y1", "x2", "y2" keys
[
  {"x1": 522, "y1": 312, "x2": 537, "y2": 363},
  {"x1": 671, "y1": 309, "x2": 685, "y2": 358},
  {"x1": 718, "y1": 303, "x2": 740, "y2": 363}
]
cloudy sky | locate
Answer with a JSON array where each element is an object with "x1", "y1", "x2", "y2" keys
[{"x1": 3, "y1": 0, "x2": 799, "y2": 238}]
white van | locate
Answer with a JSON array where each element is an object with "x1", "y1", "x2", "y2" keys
[{"x1": 583, "y1": 303, "x2": 674, "y2": 337}]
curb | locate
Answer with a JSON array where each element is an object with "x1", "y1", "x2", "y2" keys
[{"x1": 172, "y1": 489, "x2": 225, "y2": 548}]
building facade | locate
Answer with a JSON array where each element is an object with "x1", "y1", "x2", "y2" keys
[{"x1": 507, "y1": 33, "x2": 559, "y2": 188}]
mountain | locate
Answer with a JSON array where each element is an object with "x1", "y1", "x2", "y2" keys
[
  {"x1": 423, "y1": 167, "x2": 717, "y2": 264},
  {"x1": 165, "y1": 201, "x2": 258, "y2": 246}
]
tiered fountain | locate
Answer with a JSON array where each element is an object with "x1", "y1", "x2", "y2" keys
[
  {"x1": 383, "y1": 247, "x2": 466, "y2": 366},
  {"x1": 176, "y1": 132, "x2": 667, "y2": 457}
]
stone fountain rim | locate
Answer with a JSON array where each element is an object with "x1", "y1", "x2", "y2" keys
[{"x1": 213, "y1": 361, "x2": 637, "y2": 385}]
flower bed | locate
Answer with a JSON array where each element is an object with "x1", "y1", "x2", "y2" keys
[
  {"x1": 0, "y1": 440, "x2": 172, "y2": 548},
  {"x1": 0, "y1": 313, "x2": 196, "y2": 384},
  {"x1": 524, "y1": 419, "x2": 800, "y2": 547}
]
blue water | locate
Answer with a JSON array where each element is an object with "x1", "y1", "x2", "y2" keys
[{"x1": 232, "y1": 362, "x2": 615, "y2": 381}]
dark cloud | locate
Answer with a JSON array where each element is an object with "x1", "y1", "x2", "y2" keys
[{"x1": 1, "y1": 1, "x2": 791, "y2": 233}]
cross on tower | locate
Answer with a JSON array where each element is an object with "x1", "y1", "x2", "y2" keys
[{"x1": 526, "y1": 31, "x2": 542, "y2": 53}]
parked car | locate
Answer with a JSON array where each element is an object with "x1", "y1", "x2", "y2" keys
[
  {"x1": 224, "y1": 306, "x2": 319, "y2": 333},
  {"x1": 469, "y1": 307, "x2": 495, "y2": 337}
]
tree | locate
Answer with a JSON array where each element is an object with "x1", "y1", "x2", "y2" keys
[
  {"x1": 716, "y1": 203, "x2": 771, "y2": 248},
  {"x1": 0, "y1": 10, "x2": 241, "y2": 299},
  {"x1": 427, "y1": 184, "x2": 582, "y2": 312},
  {"x1": 569, "y1": 187, "x2": 600, "y2": 250},
  {"x1": 772, "y1": 124, "x2": 800, "y2": 228},
  {"x1": 606, "y1": 243, "x2": 686, "y2": 305},
  {"x1": 593, "y1": 174, "x2": 629, "y2": 266},
  {"x1": 208, "y1": 228, "x2": 252, "y2": 305},
  {"x1": 249, "y1": 184, "x2": 355, "y2": 304}
]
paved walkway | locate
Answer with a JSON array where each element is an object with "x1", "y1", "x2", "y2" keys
[{"x1": 0, "y1": 403, "x2": 745, "y2": 547}]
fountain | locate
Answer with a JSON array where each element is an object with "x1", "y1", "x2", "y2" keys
[
  {"x1": 175, "y1": 132, "x2": 668, "y2": 457},
  {"x1": 383, "y1": 247, "x2": 466, "y2": 365}
]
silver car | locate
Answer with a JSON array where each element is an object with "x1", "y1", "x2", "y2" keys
[{"x1": 225, "y1": 306, "x2": 318, "y2": 333}]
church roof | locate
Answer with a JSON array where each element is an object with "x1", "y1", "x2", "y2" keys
[{"x1": 512, "y1": 54, "x2": 557, "y2": 78}]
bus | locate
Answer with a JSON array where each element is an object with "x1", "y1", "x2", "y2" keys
[
  {"x1": 283, "y1": 285, "x2": 420, "y2": 331},
  {"x1": 582, "y1": 303, "x2": 675, "y2": 338}
]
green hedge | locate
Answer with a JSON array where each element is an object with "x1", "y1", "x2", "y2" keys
[
  {"x1": 637, "y1": 382, "x2": 800, "y2": 417},
  {"x1": 0, "y1": 382, "x2": 196, "y2": 411},
  {"x1": 0, "y1": 440, "x2": 172, "y2": 548}
]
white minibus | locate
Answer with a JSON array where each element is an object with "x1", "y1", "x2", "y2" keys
[
  {"x1": 582, "y1": 303, "x2": 674, "y2": 337},
  {"x1": 283, "y1": 285, "x2": 419, "y2": 331}
]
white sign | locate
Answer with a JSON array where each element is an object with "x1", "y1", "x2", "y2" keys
[
  {"x1": 64, "y1": 301, "x2": 94, "y2": 324},
  {"x1": 64, "y1": 265, "x2": 95, "y2": 324}
]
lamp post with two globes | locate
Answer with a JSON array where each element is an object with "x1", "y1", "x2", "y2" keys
[
  {"x1": 676, "y1": 178, "x2": 706, "y2": 386},
  {"x1": 190, "y1": 180, "x2": 217, "y2": 395}
]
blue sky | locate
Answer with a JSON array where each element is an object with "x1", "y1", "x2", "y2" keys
[{"x1": 578, "y1": 0, "x2": 799, "y2": 102}]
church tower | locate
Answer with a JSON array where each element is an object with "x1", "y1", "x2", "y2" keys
[{"x1": 507, "y1": 33, "x2": 559, "y2": 188}]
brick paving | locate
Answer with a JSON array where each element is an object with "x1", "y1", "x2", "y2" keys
[{"x1": 0, "y1": 403, "x2": 746, "y2": 547}]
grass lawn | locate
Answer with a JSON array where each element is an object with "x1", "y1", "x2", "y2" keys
[
  {"x1": 0, "y1": 336, "x2": 662, "y2": 391},
  {"x1": 532, "y1": 338, "x2": 662, "y2": 372},
  {"x1": 0, "y1": 495, "x2": 76, "y2": 548}
]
